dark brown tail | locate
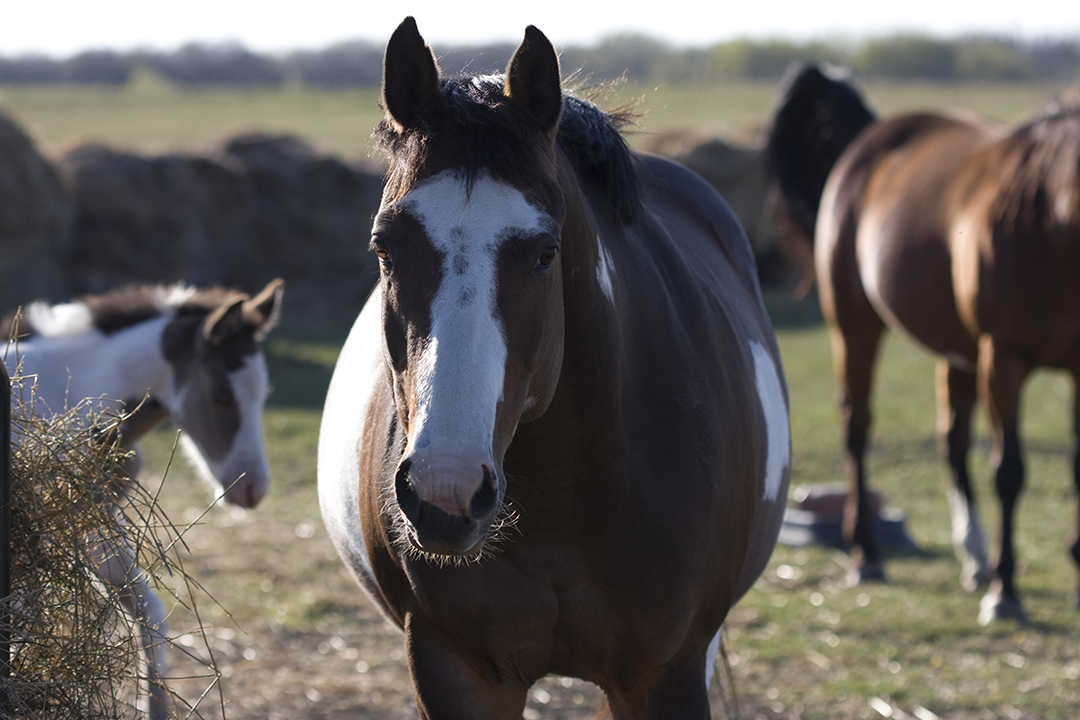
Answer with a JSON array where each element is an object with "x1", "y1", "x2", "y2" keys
[{"x1": 764, "y1": 64, "x2": 875, "y2": 293}]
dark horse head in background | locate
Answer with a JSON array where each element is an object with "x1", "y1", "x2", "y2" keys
[
  {"x1": 319, "y1": 17, "x2": 791, "y2": 718},
  {"x1": 766, "y1": 63, "x2": 1080, "y2": 624}
]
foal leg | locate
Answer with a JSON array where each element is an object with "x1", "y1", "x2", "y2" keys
[
  {"x1": 976, "y1": 335, "x2": 1030, "y2": 624},
  {"x1": 92, "y1": 526, "x2": 175, "y2": 719},
  {"x1": 936, "y1": 359, "x2": 989, "y2": 590}
]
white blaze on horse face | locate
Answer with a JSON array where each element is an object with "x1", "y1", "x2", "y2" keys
[
  {"x1": 595, "y1": 235, "x2": 616, "y2": 305},
  {"x1": 750, "y1": 341, "x2": 790, "y2": 502},
  {"x1": 402, "y1": 170, "x2": 551, "y2": 456}
]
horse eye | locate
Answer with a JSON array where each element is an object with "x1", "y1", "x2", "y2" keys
[
  {"x1": 535, "y1": 242, "x2": 560, "y2": 272},
  {"x1": 371, "y1": 237, "x2": 394, "y2": 270}
]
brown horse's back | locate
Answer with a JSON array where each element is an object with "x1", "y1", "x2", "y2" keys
[{"x1": 817, "y1": 113, "x2": 1002, "y2": 362}]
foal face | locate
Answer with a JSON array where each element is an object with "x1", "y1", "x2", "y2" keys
[
  {"x1": 163, "y1": 281, "x2": 282, "y2": 509},
  {"x1": 375, "y1": 169, "x2": 565, "y2": 557}
]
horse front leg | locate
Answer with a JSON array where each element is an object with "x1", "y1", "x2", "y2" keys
[
  {"x1": 976, "y1": 334, "x2": 1029, "y2": 624},
  {"x1": 92, "y1": 525, "x2": 176, "y2": 719},
  {"x1": 936, "y1": 359, "x2": 989, "y2": 591},
  {"x1": 405, "y1": 612, "x2": 531, "y2": 720}
]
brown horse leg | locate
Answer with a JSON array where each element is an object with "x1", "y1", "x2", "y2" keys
[
  {"x1": 936, "y1": 359, "x2": 990, "y2": 591},
  {"x1": 976, "y1": 334, "x2": 1030, "y2": 624},
  {"x1": 604, "y1": 651, "x2": 712, "y2": 720},
  {"x1": 830, "y1": 320, "x2": 887, "y2": 582},
  {"x1": 405, "y1": 613, "x2": 530, "y2": 720}
]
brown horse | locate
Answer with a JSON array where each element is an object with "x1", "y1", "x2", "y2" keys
[
  {"x1": 318, "y1": 18, "x2": 790, "y2": 718},
  {"x1": 767, "y1": 64, "x2": 1080, "y2": 623}
]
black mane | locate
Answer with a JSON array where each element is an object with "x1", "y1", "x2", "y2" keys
[{"x1": 374, "y1": 75, "x2": 642, "y2": 223}]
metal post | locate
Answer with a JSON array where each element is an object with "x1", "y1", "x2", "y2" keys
[{"x1": 1, "y1": 362, "x2": 10, "y2": 697}]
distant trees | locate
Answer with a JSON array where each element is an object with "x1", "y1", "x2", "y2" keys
[
  {"x1": 0, "y1": 50, "x2": 131, "y2": 85},
  {"x1": 1, "y1": 34, "x2": 1078, "y2": 88}
]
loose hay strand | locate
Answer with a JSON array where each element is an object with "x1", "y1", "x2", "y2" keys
[{"x1": 0, "y1": 373, "x2": 224, "y2": 718}]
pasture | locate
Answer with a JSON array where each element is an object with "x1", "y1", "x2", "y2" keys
[{"x1": 3, "y1": 76, "x2": 1079, "y2": 718}]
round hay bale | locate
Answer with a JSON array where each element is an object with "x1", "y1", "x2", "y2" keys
[
  {"x1": 0, "y1": 109, "x2": 71, "y2": 314},
  {"x1": 215, "y1": 133, "x2": 383, "y2": 283},
  {"x1": 56, "y1": 143, "x2": 255, "y2": 294}
]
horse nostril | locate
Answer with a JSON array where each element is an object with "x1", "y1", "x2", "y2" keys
[
  {"x1": 469, "y1": 465, "x2": 498, "y2": 522},
  {"x1": 395, "y1": 460, "x2": 421, "y2": 521}
]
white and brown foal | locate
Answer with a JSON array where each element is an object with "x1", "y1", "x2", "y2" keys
[{"x1": 3, "y1": 279, "x2": 283, "y2": 718}]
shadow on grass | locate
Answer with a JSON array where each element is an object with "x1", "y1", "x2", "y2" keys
[{"x1": 264, "y1": 323, "x2": 353, "y2": 410}]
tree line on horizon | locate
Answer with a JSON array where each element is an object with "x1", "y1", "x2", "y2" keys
[{"x1": 1, "y1": 34, "x2": 1079, "y2": 88}]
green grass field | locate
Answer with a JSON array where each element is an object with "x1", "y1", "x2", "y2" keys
[
  {"x1": 129, "y1": 297, "x2": 1080, "y2": 720},
  {"x1": 1, "y1": 72, "x2": 1071, "y2": 160},
  {"x1": 5, "y1": 77, "x2": 1080, "y2": 718}
]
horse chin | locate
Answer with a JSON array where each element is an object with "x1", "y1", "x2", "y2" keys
[{"x1": 394, "y1": 501, "x2": 517, "y2": 568}]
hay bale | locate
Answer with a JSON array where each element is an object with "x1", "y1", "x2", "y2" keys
[
  {"x1": 0, "y1": 376, "x2": 220, "y2": 718},
  {"x1": 215, "y1": 133, "x2": 383, "y2": 284},
  {"x1": 56, "y1": 143, "x2": 255, "y2": 294},
  {"x1": 0, "y1": 109, "x2": 71, "y2": 313},
  {"x1": 57, "y1": 134, "x2": 384, "y2": 318}
]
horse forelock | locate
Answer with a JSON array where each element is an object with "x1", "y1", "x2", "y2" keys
[{"x1": 374, "y1": 75, "x2": 642, "y2": 223}]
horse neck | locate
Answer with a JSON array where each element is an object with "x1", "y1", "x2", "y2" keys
[
  {"x1": 16, "y1": 316, "x2": 177, "y2": 417},
  {"x1": 553, "y1": 164, "x2": 623, "y2": 407}
]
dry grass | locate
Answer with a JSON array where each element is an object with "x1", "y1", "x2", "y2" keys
[{"x1": 1, "y1": 372, "x2": 223, "y2": 718}]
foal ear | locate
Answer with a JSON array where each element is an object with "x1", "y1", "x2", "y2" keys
[
  {"x1": 203, "y1": 297, "x2": 247, "y2": 346},
  {"x1": 243, "y1": 278, "x2": 284, "y2": 341},
  {"x1": 505, "y1": 26, "x2": 562, "y2": 136},
  {"x1": 383, "y1": 16, "x2": 441, "y2": 132}
]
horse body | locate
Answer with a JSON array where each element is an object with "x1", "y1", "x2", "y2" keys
[
  {"x1": 319, "y1": 19, "x2": 788, "y2": 719},
  {"x1": 768, "y1": 64, "x2": 1080, "y2": 622},
  {"x1": 4, "y1": 279, "x2": 283, "y2": 717}
]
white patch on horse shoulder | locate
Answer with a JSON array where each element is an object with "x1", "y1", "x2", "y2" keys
[
  {"x1": 595, "y1": 236, "x2": 616, "y2": 305},
  {"x1": 750, "y1": 341, "x2": 789, "y2": 502},
  {"x1": 24, "y1": 300, "x2": 94, "y2": 337},
  {"x1": 318, "y1": 286, "x2": 386, "y2": 581},
  {"x1": 402, "y1": 170, "x2": 551, "y2": 452}
]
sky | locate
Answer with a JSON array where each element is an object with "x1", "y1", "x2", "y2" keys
[{"x1": 3, "y1": 0, "x2": 1080, "y2": 57}]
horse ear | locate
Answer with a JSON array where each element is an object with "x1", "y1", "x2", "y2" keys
[
  {"x1": 243, "y1": 278, "x2": 284, "y2": 341},
  {"x1": 505, "y1": 26, "x2": 562, "y2": 136},
  {"x1": 383, "y1": 16, "x2": 441, "y2": 132},
  {"x1": 203, "y1": 297, "x2": 247, "y2": 346}
]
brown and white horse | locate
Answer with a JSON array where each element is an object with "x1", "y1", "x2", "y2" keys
[
  {"x1": 4, "y1": 278, "x2": 283, "y2": 717},
  {"x1": 318, "y1": 18, "x2": 790, "y2": 719},
  {"x1": 767, "y1": 64, "x2": 1080, "y2": 623}
]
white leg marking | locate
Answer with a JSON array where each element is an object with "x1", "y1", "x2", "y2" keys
[
  {"x1": 947, "y1": 487, "x2": 989, "y2": 591},
  {"x1": 751, "y1": 341, "x2": 790, "y2": 501},
  {"x1": 595, "y1": 235, "x2": 616, "y2": 305}
]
